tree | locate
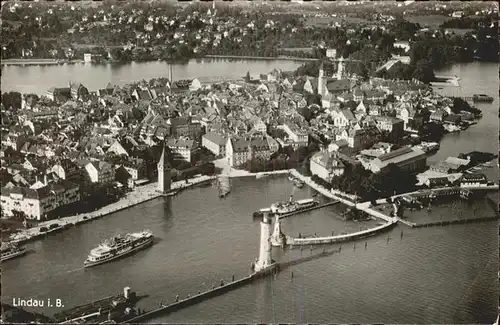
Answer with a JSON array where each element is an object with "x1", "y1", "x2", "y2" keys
[
  {"x1": 115, "y1": 166, "x2": 131, "y2": 185},
  {"x1": 1, "y1": 92, "x2": 22, "y2": 110},
  {"x1": 411, "y1": 60, "x2": 435, "y2": 84}
]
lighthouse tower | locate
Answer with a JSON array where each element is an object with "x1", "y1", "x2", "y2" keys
[
  {"x1": 254, "y1": 212, "x2": 273, "y2": 272},
  {"x1": 157, "y1": 145, "x2": 171, "y2": 193}
]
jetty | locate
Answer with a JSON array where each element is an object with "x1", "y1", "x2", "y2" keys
[
  {"x1": 279, "y1": 200, "x2": 339, "y2": 218},
  {"x1": 254, "y1": 200, "x2": 340, "y2": 220},
  {"x1": 55, "y1": 287, "x2": 143, "y2": 324},
  {"x1": 272, "y1": 215, "x2": 397, "y2": 247},
  {"x1": 395, "y1": 217, "x2": 417, "y2": 228},
  {"x1": 121, "y1": 268, "x2": 276, "y2": 324},
  {"x1": 289, "y1": 170, "x2": 357, "y2": 207},
  {"x1": 412, "y1": 215, "x2": 498, "y2": 228}
]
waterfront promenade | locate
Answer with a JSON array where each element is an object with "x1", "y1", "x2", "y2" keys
[
  {"x1": 7, "y1": 168, "x2": 294, "y2": 244},
  {"x1": 288, "y1": 170, "x2": 396, "y2": 224},
  {"x1": 8, "y1": 175, "x2": 214, "y2": 244}
]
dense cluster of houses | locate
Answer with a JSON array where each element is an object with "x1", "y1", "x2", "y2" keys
[{"x1": 0, "y1": 56, "x2": 489, "y2": 220}]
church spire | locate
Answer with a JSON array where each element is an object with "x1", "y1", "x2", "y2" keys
[
  {"x1": 157, "y1": 143, "x2": 171, "y2": 193},
  {"x1": 158, "y1": 144, "x2": 166, "y2": 168}
]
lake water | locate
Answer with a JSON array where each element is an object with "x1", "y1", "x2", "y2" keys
[
  {"x1": 2, "y1": 176, "x2": 498, "y2": 324},
  {"x1": 0, "y1": 58, "x2": 305, "y2": 95},
  {"x1": 1, "y1": 59, "x2": 498, "y2": 323},
  {"x1": 430, "y1": 62, "x2": 499, "y2": 164}
]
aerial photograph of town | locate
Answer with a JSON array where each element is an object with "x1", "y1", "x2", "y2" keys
[{"x1": 0, "y1": 0, "x2": 498, "y2": 324}]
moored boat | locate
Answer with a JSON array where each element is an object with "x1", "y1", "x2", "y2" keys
[
  {"x1": 270, "y1": 195, "x2": 318, "y2": 215},
  {"x1": 443, "y1": 124, "x2": 461, "y2": 133},
  {"x1": 472, "y1": 94, "x2": 494, "y2": 103},
  {"x1": 84, "y1": 230, "x2": 154, "y2": 268},
  {"x1": 416, "y1": 141, "x2": 440, "y2": 154},
  {"x1": 293, "y1": 178, "x2": 305, "y2": 188},
  {"x1": 1, "y1": 242, "x2": 27, "y2": 262}
]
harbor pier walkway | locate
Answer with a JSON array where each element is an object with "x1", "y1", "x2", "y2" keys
[
  {"x1": 283, "y1": 219, "x2": 397, "y2": 246},
  {"x1": 289, "y1": 170, "x2": 396, "y2": 224},
  {"x1": 121, "y1": 267, "x2": 277, "y2": 323},
  {"x1": 279, "y1": 200, "x2": 340, "y2": 219},
  {"x1": 395, "y1": 217, "x2": 417, "y2": 228}
]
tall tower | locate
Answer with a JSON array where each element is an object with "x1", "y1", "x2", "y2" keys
[
  {"x1": 317, "y1": 62, "x2": 324, "y2": 97},
  {"x1": 157, "y1": 145, "x2": 171, "y2": 193},
  {"x1": 336, "y1": 57, "x2": 345, "y2": 80},
  {"x1": 254, "y1": 212, "x2": 273, "y2": 272}
]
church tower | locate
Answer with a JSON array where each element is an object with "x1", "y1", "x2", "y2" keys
[
  {"x1": 157, "y1": 144, "x2": 171, "y2": 193},
  {"x1": 336, "y1": 57, "x2": 345, "y2": 80},
  {"x1": 317, "y1": 61, "x2": 325, "y2": 97}
]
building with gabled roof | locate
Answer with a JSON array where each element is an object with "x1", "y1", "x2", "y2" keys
[
  {"x1": 202, "y1": 132, "x2": 228, "y2": 156},
  {"x1": 1, "y1": 180, "x2": 80, "y2": 220},
  {"x1": 166, "y1": 137, "x2": 199, "y2": 163},
  {"x1": 225, "y1": 135, "x2": 273, "y2": 167},
  {"x1": 310, "y1": 149, "x2": 345, "y2": 182},
  {"x1": 84, "y1": 160, "x2": 115, "y2": 184}
]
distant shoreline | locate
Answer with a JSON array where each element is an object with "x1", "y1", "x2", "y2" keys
[
  {"x1": 203, "y1": 55, "x2": 316, "y2": 61},
  {"x1": 1, "y1": 55, "x2": 315, "y2": 67}
]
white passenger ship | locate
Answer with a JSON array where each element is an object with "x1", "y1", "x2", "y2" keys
[
  {"x1": 84, "y1": 230, "x2": 154, "y2": 268},
  {"x1": 1, "y1": 242, "x2": 27, "y2": 262},
  {"x1": 270, "y1": 195, "x2": 318, "y2": 215}
]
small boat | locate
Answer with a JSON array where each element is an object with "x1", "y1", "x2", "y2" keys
[
  {"x1": 443, "y1": 124, "x2": 461, "y2": 133},
  {"x1": 293, "y1": 179, "x2": 305, "y2": 188},
  {"x1": 472, "y1": 94, "x2": 494, "y2": 103},
  {"x1": 417, "y1": 141, "x2": 440, "y2": 154},
  {"x1": 84, "y1": 230, "x2": 154, "y2": 268},
  {"x1": 1, "y1": 242, "x2": 27, "y2": 262},
  {"x1": 256, "y1": 173, "x2": 268, "y2": 179}
]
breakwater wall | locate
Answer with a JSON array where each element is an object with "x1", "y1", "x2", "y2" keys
[
  {"x1": 412, "y1": 215, "x2": 498, "y2": 228},
  {"x1": 486, "y1": 196, "x2": 499, "y2": 217},
  {"x1": 122, "y1": 267, "x2": 277, "y2": 324},
  {"x1": 395, "y1": 217, "x2": 417, "y2": 228},
  {"x1": 287, "y1": 220, "x2": 397, "y2": 246}
]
